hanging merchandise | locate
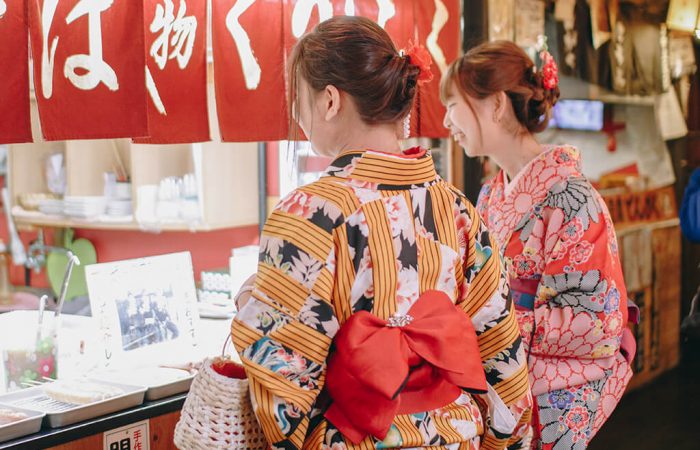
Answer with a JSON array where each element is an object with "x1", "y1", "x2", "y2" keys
[
  {"x1": 487, "y1": 0, "x2": 514, "y2": 42},
  {"x1": 0, "y1": 0, "x2": 32, "y2": 144},
  {"x1": 655, "y1": 88, "x2": 688, "y2": 140},
  {"x1": 590, "y1": 0, "x2": 612, "y2": 49},
  {"x1": 555, "y1": 0, "x2": 612, "y2": 88},
  {"x1": 134, "y1": 0, "x2": 210, "y2": 144},
  {"x1": 669, "y1": 34, "x2": 697, "y2": 79},
  {"x1": 555, "y1": 0, "x2": 578, "y2": 74},
  {"x1": 27, "y1": 0, "x2": 149, "y2": 141},
  {"x1": 515, "y1": 0, "x2": 545, "y2": 49},
  {"x1": 666, "y1": 0, "x2": 700, "y2": 33},
  {"x1": 610, "y1": 19, "x2": 671, "y2": 95}
]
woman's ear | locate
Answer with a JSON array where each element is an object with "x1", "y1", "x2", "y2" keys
[
  {"x1": 323, "y1": 85, "x2": 341, "y2": 121},
  {"x1": 492, "y1": 91, "x2": 508, "y2": 124}
]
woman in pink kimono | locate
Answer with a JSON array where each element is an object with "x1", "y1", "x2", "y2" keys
[{"x1": 440, "y1": 41, "x2": 636, "y2": 449}]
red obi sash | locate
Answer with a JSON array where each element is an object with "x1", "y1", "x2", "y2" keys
[{"x1": 324, "y1": 290, "x2": 487, "y2": 444}]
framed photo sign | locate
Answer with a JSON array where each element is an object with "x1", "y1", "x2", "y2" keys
[{"x1": 86, "y1": 252, "x2": 199, "y2": 364}]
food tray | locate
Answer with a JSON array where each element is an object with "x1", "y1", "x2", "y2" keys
[
  {"x1": 0, "y1": 404, "x2": 45, "y2": 443},
  {"x1": 0, "y1": 380, "x2": 146, "y2": 428},
  {"x1": 92, "y1": 368, "x2": 195, "y2": 401},
  {"x1": 144, "y1": 374, "x2": 193, "y2": 401}
]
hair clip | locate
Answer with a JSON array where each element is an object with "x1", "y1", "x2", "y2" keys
[
  {"x1": 400, "y1": 40, "x2": 434, "y2": 84},
  {"x1": 540, "y1": 50, "x2": 559, "y2": 90},
  {"x1": 534, "y1": 35, "x2": 558, "y2": 90}
]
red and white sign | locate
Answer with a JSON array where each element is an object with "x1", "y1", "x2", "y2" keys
[
  {"x1": 0, "y1": 1, "x2": 460, "y2": 144},
  {"x1": 28, "y1": 0, "x2": 149, "y2": 141},
  {"x1": 212, "y1": 0, "x2": 458, "y2": 142},
  {"x1": 413, "y1": 0, "x2": 460, "y2": 138},
  {"x1": 0, "y1": 0, "x2": 32, "y2": 143},
  {"x1": 135, "y1": 0, "x2": 209, "y2": 144},
  {"x1": 212, "y1": 0, "x2": 288, "y2": 142},
  {"x1": 284, "y1": 0, "x2": 459, "y2": 139}
]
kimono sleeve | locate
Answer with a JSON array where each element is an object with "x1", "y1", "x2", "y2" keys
[
  {"x1": 458, "y1": 200, "x2": 533, "y2": 450},
  {"x1": 230, "y1": 189, "x2": 342, "y2": 449},
  {"x1": 530, "y1": 180, "x2": 628, "y2": 360}
]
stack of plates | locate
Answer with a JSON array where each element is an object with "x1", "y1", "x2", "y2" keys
[
  {"x1": 38, "y1": 199, "x2": 64, "y2": 216},
  {"x1": 106, "y1": 200, "x2": 132, "y2": 217},
  {"x1": 63, "y1": 196, "x2": 107, "y2": 218},
  {"x1": 198, "y1": 302, "x2": 237, "y2": 319}
]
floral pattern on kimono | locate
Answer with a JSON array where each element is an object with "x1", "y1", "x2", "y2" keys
[
  {"x1": 232, "y1": 148, "x2": 532, "y2": 449},
  {"x1": 477, "y1": 146, "x2": 633, "y2": 450}
]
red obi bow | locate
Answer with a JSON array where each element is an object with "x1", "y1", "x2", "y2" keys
[{"x1": 324, "y1": 290, "x2": 487, "y2": 444}]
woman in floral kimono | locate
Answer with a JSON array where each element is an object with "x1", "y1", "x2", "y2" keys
[
  {"x1": 440, "y1": 41, "x2": 635, "y2": 449},
  {"x1": 230, "y1": 17, "x2": 532, "y2": 450}
]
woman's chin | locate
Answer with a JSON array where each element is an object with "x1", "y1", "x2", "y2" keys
[{"x1": 461, "y1": 143, "x2": 479, "y2": 158}]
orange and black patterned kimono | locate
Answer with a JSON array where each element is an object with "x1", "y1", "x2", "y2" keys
[{"x1": 231, "y1": 148, "x2": 532, "y2": 449}]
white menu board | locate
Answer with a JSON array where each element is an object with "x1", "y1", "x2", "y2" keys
[{"x1": 86, "y1": 252, "x2": 199, "y2": 366}]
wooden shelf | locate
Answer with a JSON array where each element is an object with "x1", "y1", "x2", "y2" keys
[
  {"x1": 616, "y1": 218, "x2": 680, "y2": 234},
  {"x1": 12, "y1": 209, "x2": 255, "y2": 232},
  {"x1": 7, "y1": 95, "x2": 260, "y2": 234},
  {"x1": 559, "y1": 75, "x2": 656, "y2": 106}
]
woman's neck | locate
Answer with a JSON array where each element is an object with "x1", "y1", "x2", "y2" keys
[
  {"x1": 489, "y1": 133, "x2": 543, "y2": 179},
  {"x1": 334, "y1": 122, "x2": 402, "y2": 155}
]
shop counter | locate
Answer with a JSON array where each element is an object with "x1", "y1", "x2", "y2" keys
[
  {"x1": 0, "y1": 393, "x2": 186, "y2": 450},
  {"x1": 0, "y1": 311, "x2": 234, "y2": 449}
]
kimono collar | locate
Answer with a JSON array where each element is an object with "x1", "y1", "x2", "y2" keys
[
  {"x1": 322, "y1": 147, "x2": 439, "y2": 188},
  {"x1": 484, "y1": 145, "x2": 583, "y2": 250},
  {"x1": 497, "y1": 144, "x2": 582, "y2": 195}
]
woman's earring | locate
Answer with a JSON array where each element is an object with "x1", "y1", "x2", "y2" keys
[{"x1": 403, "y1": 112, "x2": 411, "y2": 139}]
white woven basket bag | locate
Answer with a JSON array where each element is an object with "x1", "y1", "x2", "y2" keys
[{"x1": 174, "y1": 356, "x2": 267, "y2": 450}]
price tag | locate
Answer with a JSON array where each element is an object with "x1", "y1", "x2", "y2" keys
[{"x1": 103, "y1": 419, "x2": 150, "y2": 450}]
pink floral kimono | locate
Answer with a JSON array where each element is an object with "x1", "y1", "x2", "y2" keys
[{"x1": 476, "y1": 145, "x2": 634, "y2": 449}]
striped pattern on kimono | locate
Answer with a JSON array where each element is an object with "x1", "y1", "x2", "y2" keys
[{"x1": 231, "y1": 148, "x2": 531, "y2": 449}]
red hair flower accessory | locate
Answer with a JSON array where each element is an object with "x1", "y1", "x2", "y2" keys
[
  {"x1": 540, "y1": 49, "x2": 559, "y2": 90},
  {"x1": 402, "y1": 40, "x2": 434, "y2": 84}
]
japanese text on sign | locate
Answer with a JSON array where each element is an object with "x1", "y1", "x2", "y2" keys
[{"x1": 103, "y1": 419, "x2": 149, "y2": 450}]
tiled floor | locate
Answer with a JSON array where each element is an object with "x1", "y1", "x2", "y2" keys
[{"x1": 588, "y1": 351, "x2": 700, "y2": 449}]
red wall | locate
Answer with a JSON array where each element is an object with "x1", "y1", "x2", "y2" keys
[
  {"x1": 3, "y1": 225, "x2": 259, "y2": 288},
  {"x1": 6, "y1": 225, "x2": 260, "y2": 288}
]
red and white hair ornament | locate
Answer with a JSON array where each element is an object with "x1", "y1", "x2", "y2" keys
[
  {"x1": 540, "y1": 49, "x2": 559, "y2": 90},
  {"x1": 400, "y1": 40, "x2": 434, "y2": 84}
]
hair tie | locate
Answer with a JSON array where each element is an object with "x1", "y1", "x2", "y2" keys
[{"x1": 400, "y1": 40, "x2": 434, "y2": 84}]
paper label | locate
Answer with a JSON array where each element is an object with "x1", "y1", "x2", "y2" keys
[{"x1": 103, "y1": 419, "x2": 150, "y2": 450}]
